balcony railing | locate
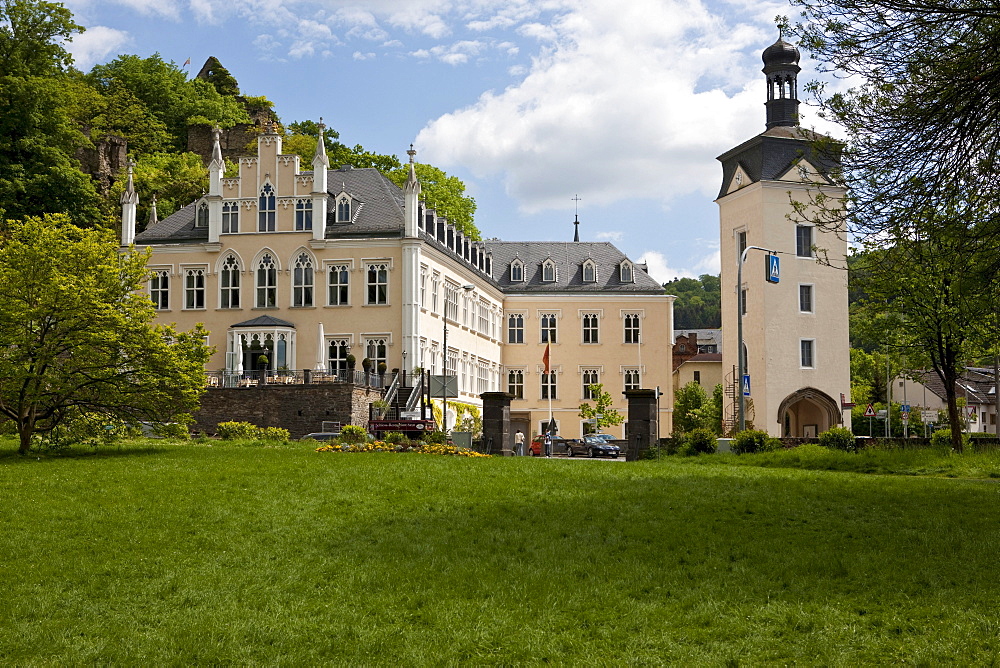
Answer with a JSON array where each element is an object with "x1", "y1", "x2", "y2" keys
[{"x1": 205, "y1": 368, "x2": 386, "y2": 389}]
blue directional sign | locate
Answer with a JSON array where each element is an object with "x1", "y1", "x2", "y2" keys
[
  {"x1": 742, "y1": 374, "x2": 751, "y2": 397},
  {"x1": 766, "y1": 254, "x2": 780, "y2": 283}
]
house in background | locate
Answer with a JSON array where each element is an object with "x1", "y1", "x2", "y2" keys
[
  {"x1": 896, "y1": 369, "x2": 999, "y2": 434},
  {"x1": 672, "y1": 330, "x2": 723, "y2": 395},
  {"x1": 123, "y1": 123, "x2": 673, "y2": 439}
]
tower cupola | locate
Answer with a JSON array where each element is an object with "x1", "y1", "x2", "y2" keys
[{"x1": 762, "y1": 36, "x2": 801, "y2": 128}]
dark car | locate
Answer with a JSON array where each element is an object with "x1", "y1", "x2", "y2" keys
[
  {"x1": 528, "y1": 435, "x2": 576, "y2": 456},
  {"x1": 567, "y1": 435, "x2": 621, "y2": 458},
  {"x1": 588, "y1": 433, "x2": 618, "y2": 444}
]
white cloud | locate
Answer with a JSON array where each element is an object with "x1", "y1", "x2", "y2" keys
[
  {"x1": 416, "y1": 0, "x2": 785, "y2": 215},
  {"x1": 67, "y1": 25, "x2": 131, "y2": 70},
  {"x1": 695, "y1": 249, "x2": 721, "y2": 274},
  {"x1": 353, "y1": 51, "x2": 376, "y2": 60},
  {"x1": 595, "y1": 231, "x2": 623, "y2": 242},
  {"x1": 638, "y1": 251, "x2": 693, "y2": 284}
]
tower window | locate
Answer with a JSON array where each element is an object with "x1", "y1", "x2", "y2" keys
[
  {"x1": 800, "y1": 339, "x2": 815, "y2": 368},
  {"x1": 295, "y1": 200, "x2": 313, "y2": 231},
  {"x1": 796, "y1": 225, "x2": 813, "y2": 257},
  {"x1": 799, "y1": 284, "x2": 814, "y2": 313},
  {"x1": 258, "y1": 184, "x2": 276, "y2": 232},
  {"x1": 222, "y1": 202, "x2": 239, "y2": 233}
]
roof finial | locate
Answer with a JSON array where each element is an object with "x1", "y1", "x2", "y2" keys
[
  {"x1": 407, "y1": 144, "x2": 416, "y2": 164},
  {"x1": 572, "y1": 194, "x2": 581, "y2": 242}
]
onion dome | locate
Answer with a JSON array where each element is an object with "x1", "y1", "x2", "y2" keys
[{"x1": 762, "y1": 38, "x2": 800, "y2": 69}]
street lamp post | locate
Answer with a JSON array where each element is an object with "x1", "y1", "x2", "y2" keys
[{"x1": 737, "y1": 245, "x2": 776, "y2": 432}]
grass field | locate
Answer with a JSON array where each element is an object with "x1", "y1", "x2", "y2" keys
[{"x1": 3, "y1": 440, "x2": 1000, "y2": 664}]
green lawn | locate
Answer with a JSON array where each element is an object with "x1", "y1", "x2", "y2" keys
[{"x1": 3, "y1": 441, "x2": 1000, "y2": 664}]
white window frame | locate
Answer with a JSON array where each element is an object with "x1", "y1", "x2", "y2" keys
[
  {"x1": 149, "y1": 268, "x2": 170, "y2": 310},
  {"x1": 508, "y1": 313, "x2": 525, "y2": 344},
  {"x1": 366, "y1": 262, "x2": 389, "y2": 305},
  {"x1": 255, "y1": 253, "x2": 278, "y2": 308},
  {"x1": 182, "y1": 266, "x2": 207, "y2": 310},
  {"x1": 292, "y1": 251, "x2": 315, "y2": 307},
  {"x1": 540, "y1": 312, "x2": 558, "y2": 344},
  {"x1": 258, "y1": 183, "x2": 276, "y2": 232},
  {"x1": 327, "y1": 262, "x2": 350, "y2": 306},
  {"x1": 219, "y1": 255, "x2": 241, "y2": 309},
  {"x1": 510, "y1": 260, "x2": 524, "y2": 282},
  {"x1": 582, "y1": 368, "x2": 600, "y2": 399},
  {"x1": 799, "y1": 283, "x2": 814, "y2": 313},
  {"x1": 796, "y1": 225, "x2": 814, "y2": 258},
  {"x1": 800, "y1": 339, "x2": 816, "y2": 368},
  {"x1": 582, "y1": 312, "x2": 600, "y2": 344}
]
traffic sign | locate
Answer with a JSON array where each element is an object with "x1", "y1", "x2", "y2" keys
[
  {"x1": 921, "y1": 410, "x2": 937, "y2": 423},
  {"x1": 864, "y1": 403, "x2": 876, "y2": 418},
  {"x1": 901, "y1": 412, "x2": 909, "y2": 422},
  {"x1": 766, "y1": 254, "x2": 780, "y2": 284},
  {"x1": 742, "y1": 374, "x2": 751, "y2": 397},
  {"x1": 901, "y1": 403, "x2": 911, "y2": 414}
]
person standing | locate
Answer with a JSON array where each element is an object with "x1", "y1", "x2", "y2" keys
[
  {"x1": 543, "y1": 431, "x2": 552, "y2": 457},
  {"x1": 514, "y1": 429, "x2": 525, "y2": 456}
]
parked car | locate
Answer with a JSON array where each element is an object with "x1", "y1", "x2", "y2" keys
[
  {"x1": 567, "y1": 435, "x2": 621, "y2": 458},
  {"x1": 528, "y1": 435, "x2": 576, "y2": 456},
  {"x1": 303, "y1": 432, "x2": 340, "y2": 441},
  {"x1": 588, "y1": 433, "x2": 618, "y2": 443}
]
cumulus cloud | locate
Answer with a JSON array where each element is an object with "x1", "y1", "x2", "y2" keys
[
  {"x1": 67, "y1": 25, "x2": 130, "y2": 70},
  {"x1": 595, "y1": 231, "x2": 623, "y2": 242},
  {"x1": 638, "y1": 251, "x2": 694, "y2": 284},
  {"x1": 416, "y1": 0, "x2": 780, "y2": 214}
]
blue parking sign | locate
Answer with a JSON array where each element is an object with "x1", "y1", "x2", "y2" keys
[{"x1": 766, "y1": 254, "x2": 780, "y2": 283}]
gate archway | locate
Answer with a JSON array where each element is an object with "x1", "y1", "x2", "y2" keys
[{"x1": 777, "y1": 387, "x2": 841, "y2": 437}]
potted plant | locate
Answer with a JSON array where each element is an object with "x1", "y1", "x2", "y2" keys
[
  {"x1": 362, "y1": 358, "x2": 372, "y2": 372},
  {"x1": 377, "y1": 362, "x2": 387, "y2": 376},
  {"x1": 346, "y1": 354, "x2": 356, "y2": 370},
  {"x1": 257, "y1": 354, "x2": 269, "y2": 369}
]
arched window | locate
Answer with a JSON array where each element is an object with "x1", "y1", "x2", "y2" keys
[
  {"x1": 256, "y1": 254, "x2": 277, "y2": 308},
  {"x1": 220, "y1": 255, "x2": 241, "y2": 308},
  {"x1": 292, "y1": 252, "x2": 314, "y2": 307},
  {"x1": 620, "y1": 261, "x2": 633, "y2": 283},
  {"x1": 258, "y1": 184, "x2": 276, "y2": 232},
  {"x1": 510, "y1": 260, "x2": 523, "y2": 282},
  {"x1": 582, "y1": 260, "x2": 596, "y2": 283},
  {"x1": 337, "y1": 197, "x2": 351, "y2": 223},
  {"x1": 542, "y1": 259, "x2": 556, "y2": 282},
  {"x1": 195, "y1": 201, "x2": 209, "y2": 228}
]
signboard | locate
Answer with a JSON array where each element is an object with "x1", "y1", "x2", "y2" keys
[
  {"x1": 742, "y1": 374, "x2": 751, "y2": 397},
  {"x1": 766, "y1": 254, "x2": 780, "y2": 284},
  {"x1": 901, "y1": 413, "x2": 909, "y2": 422},
  {"x1": 841, "y1": 393, "x2": 855, "y2": 409},
  {"x1": 369, "y1": 419, "x2": 434, "y2": 434},
  {"x1": 400, "y1": 411, "x2": 421, "y2": 420},
  {"x1": 901, "y1": 403, "x2": 911, "y2": 414},
  {"x1": 876, "y1": 409, "x2": 887, "y2": 419},
  {"x1": 429, "y1": 374, "x2": 458, "y2": 397},
  {"x1": 864, "y1": 403, "x2": 876, "y2": 418},
  {"x1": 921, "y1": 410, "x2": 937, "y2": 423}
]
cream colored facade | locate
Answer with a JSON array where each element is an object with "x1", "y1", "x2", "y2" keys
[
  {"x1": 716, "y1": 38, "x2": 851, "y2": 437},
  {"x1": 673, "y1": 358, "x2": 723, "y2": 396},
  {"x1": 126, "y1": 126, "x2": 671, "y2": 439}
]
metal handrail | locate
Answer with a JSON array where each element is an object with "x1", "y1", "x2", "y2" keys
[{"x1": 405, "y1": 373, "x2": 424, "y2": 412}]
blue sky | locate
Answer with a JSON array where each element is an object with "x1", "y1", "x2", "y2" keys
[{"x1": 63, "y1": 0, "x2": 839, "y2": 282}]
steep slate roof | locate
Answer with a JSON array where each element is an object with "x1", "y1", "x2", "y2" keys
[
  {"x1": 715, "y1": 126, "x2": 841, "y2": 200},
  {"x1": 485, "y1": 241, "x2": 663, "y2": 294},
  {"x1": 134, "y1": 201, "x2": 204, "y2": 244},
  {"x1": 324, "y1": 165, "x2": 405, "y2": 237}
]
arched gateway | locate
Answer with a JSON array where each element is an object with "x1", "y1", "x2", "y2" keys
[{"x1": 777, "y1": 387, "x2": 842, "y2": 438}]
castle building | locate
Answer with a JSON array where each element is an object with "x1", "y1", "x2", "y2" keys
[
  {"x1": 124, "y1": 123, "x2": 673, "y2": 439},
  {"x1": 716, "y1": 38, "x2": 850, "y2": 437}
]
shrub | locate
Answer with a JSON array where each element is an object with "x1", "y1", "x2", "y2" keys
[
  {"x1": 931, "y1": 428, "x2": 969, "y2": 452},
  {"x1": 151, "y1": 421, "x2": 191, "y2": 440},
  {"x1": 424, "y1": 430, "x2": 448, "y2": 444},
  {"x1": 340, "y1": 425, "x2": 368, "y2": 444},
  {"x1": 259, "y1": 427, "x2": 289, "y2": 442},
  {"x1": 819, "y1": 426, "x2": 856, "y2": 451},
  {"x1": 684, "y1": 428, "x2": 717, "y2": 455},
  {"x1": 216, "y1": 421, "x2": 261, "y2": 440},
  {"x1": 731, "y1": 429, "x2": 778, "y2": 455},
  {"x1": 383, "y1": 431, "x2": 406, "y2": 445}
]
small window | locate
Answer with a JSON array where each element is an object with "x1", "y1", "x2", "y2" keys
[
  {"x1": 508, "y1": 314, "x2": 524, "y2": 344},
  {"x1": 295, "y1": 200, "x2": 313, "y2": 231},
  {"x1": 542, "y1": 259, "x2": 556, "y2": 282},
  {"x1": 367, "y1": 264, "x2": 388, "y2": 305},
  {"x1": 510, "y1": 261, "x2": 524, "y2": 282},
  {"x1": 800, "y1": 339, "x2": 815, "y2": 368},
  {"x1": 508, "y1": 369, "x2": 524, "y2": 399},
  {"x1": 799, "y1": 284, "x2": 814, "y2": 313},
  {"x1": 184, "y1": 268, "x2": 205, "y2": 309},
  {"x1": 796, "y1": 225, "x2": 813, "y2": 257},
  {"x1": 582, "y1": 313, "x2": 599, "y2": 344},
  {"x1": 582, "y1": 369, "x2": 599, "y2": 399},
  {"x1": 624, "y1": 368, "x2": 640, "y2": 391},
  {"x1": 624, "y1": 313, "x2": 640, "y2": 344},
  {"x1": 195, "y1": 201, "x2": 209, "y2": 228},
  {"x1": 541, "y1": 372, "x2": 557, "y2": 400},
  {"x1": 582, "y1": 260, "x2": 596, "y2": 283},
  {"x1": 540, "y1": 313, "x2": 557, "y2": 344},
  {"x1": 337, "y1": 197, "x2": 351, "y2": 223},
  {"x1": 258, "y1": 184, "x2": 276, "y2": 232},
  {"x1": 222, "y1": 202, "x2": 239, "y2": 233},
  {"x1": 741, "y1": 288, "x2": 747, "y2": 315},
  {"x1": 620, "y1": 261, "x2": 633, "y2": 283},
  {"x1": 693, "y1": 371, "x2": 701, "y2": 384},
  {"x1": 737, "y1": 230, "x2": 747, "y2": 260},
  {"x1": 329, "y1": 264, "x2": 349, "y2": 306},
  {"x1": 150, "y1": 270, "x2": 169, "y2": 310}
]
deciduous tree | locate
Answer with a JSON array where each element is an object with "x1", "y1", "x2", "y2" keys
[
  {"x1": 578, "y1": 384, "x2": 624, "y2": 432},
  {"x1": 0, "y1": 215, "x2": 211, "y2": 453}
]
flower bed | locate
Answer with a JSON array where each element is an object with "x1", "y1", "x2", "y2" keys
[{"x1": 315, "y1": 440, "x2": 489, "y2": 457}]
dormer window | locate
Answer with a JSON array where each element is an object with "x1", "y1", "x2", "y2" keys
[
  {"x1": 337, "y1": 196, "x2": 351, "y2": 223},
  {"x1": 195, "y1": 201, "x2": 208, "y2": 228},
  {"x1": 258, "y1": 183, "x2": 275, "y2": 232},
  {"x1": 620, "y1": 260, "x2": 634, "y2": 283},
  {"x1": 582, "y1": 259, "x2": 597, "y2": 283},
  {"x1": 510, "y1": 260, "x2": 524, "y2": 282},
  {"x1": 542, "y1": 259, "x2": 557, "y2": 282}
]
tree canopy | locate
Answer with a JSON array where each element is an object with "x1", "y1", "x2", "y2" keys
[
  {"x1": 663, "y1": 274, "x2": 721, "y2": 329},
  {"x1": 577, "y1": 383, "x2": 624, "y2": 432},
  {"x1": 0, "y1": 215, "x2": 211, "y2": 453}
]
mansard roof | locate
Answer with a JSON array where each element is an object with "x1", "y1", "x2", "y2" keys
[
  {"x1": 715, "y1": 126, "x2": 841, "y2": 199},
  {"x1": 324, "y1": 165, "x2": 405, "y2": 237},
  {"x1": 486, "y1": 241, "x2": 663, "y2": 294}
]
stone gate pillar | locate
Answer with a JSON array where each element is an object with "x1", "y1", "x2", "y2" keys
[
  {"x1": 480, "y1": 392, "x2": 514, "y2": 456},
  {"x1": 624, "y1": 389, "x2": 659, "y2": 461}
]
